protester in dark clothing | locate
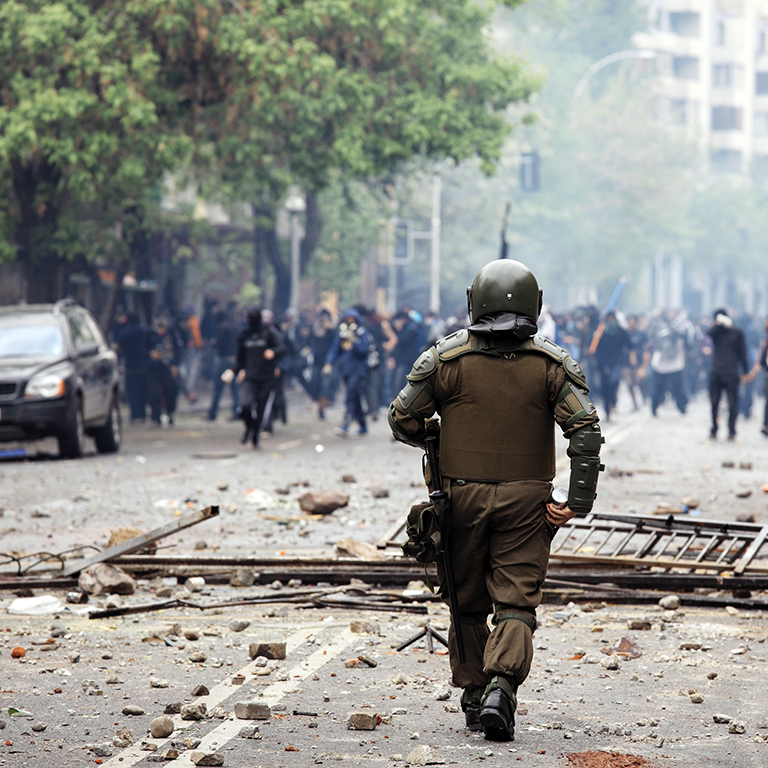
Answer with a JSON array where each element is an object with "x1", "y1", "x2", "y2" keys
[
  {"x1": 147, "y1": 316, "x2": 182, "y2": 426},
  {"x1": 706, "y1": 308, "x2": 749, "y2": 440},
  {"x1": 323, "y1": 308, "x2": 372, "y2": 436},
  {"x1": 226, "y1": 308, "x2": 285, "y2": 447},
  {"x1": 742, "y1": 318, "x2": 768, "y2": 436},
  {"x1": 114, "y1": 313, "x2": 150, "y2": 423},
  {"x1": 309, "y1": 309, "x2": 338, "y2": 419},
  {"x1": 388, "y1": 311, "x2": 423, "y2": 402},
  {"x1": 593, "y1": 311, "x2": 631, "y2": 420},
  {"x1": 207, "y1": 310, "x2": 240, "y2": 421},
  {"x1": 200, "y1": 298, "x2": 220, "y2": 383}
]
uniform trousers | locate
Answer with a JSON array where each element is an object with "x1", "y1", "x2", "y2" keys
[{"x1": 439, "y1": 479, "x2": 553, "y2": 691}]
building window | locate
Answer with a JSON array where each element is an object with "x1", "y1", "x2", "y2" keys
[
  {"x1": 760, "y1": 29, "x2": 767, "y2": 54},
  {"x1": 711, "y1": 149, "x2": 742, "y2": 172},
  {"x1": 669, "y1": 12, "x2": 700, "y2": 37},
  {"x1": 755, "y1": 113, "x2": 768, "y2": 137},
  {"x1": 711, "y1": 106, "x2": 743, "y2": 130},
  {"x1": 712, "y1": 64, "x2": 744, "y2": 89},
  {"x1": 757, "y1": 72, "x2": 768, "y2": 94},
  {"x1": 716, "y1": 20, "x2": 726, "y2": 46},
  {"x1": 673, "y1": 56, "x2": 699, "y2": 80}
]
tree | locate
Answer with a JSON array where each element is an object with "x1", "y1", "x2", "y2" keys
[{"x1": 0, "y1": 1, "x2": 189, "y2": 307}]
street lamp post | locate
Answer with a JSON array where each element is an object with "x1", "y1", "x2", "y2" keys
[
  {"x1": 573, "y1": 49, "x2": 656, "y2": 100},
  {"x1": 284, "y1": 192, "x2": 306, "y2": 317}
]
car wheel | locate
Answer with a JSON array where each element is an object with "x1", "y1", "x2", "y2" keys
[
  {"x1": 94, "y1": 395, "x2": 122, "y2": 454},
  {"x1": 58, "y1": 398, "x2": 85, "y2": 459}
]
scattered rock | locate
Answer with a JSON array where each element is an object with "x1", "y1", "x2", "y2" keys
[
  {"x1": 341, "y1": 474, "x2": 357, "y2": 484},
  {"x1": 230, "y1": 569, "x2": 256, "y2": 587},
  {"x1": 729, "y1": 721, "x2": 747, "y2": 734},
  {"x1": 180, "y1": 702, "x2": 208, "y2": 721},
  {"x1": 184, "y1": 628, "x2": 201, "y2": 641},
  {"x1": 78, "y1": 563, "x2": 136, "y2": 596},
  {"x1": 150, "y1": 716, "x2": 174, "y2": 738},
  {"x1": 234, "y1": 702, "x2": 271, "y2": 720},
  {"x1": 238, "y1": 725, "x2": 261, "y2": 739},
  {"x1": 122, "y1": 705, "x2": 145, "y2": 716},
  {"x1": 713, "y1": 714, "x2": 733, "y2": 724},
  {"x1": 229, "y1": 619, "x2": 250, "y2": 633},
  {"x1": 249, "y1": 642, "x2": 286, "y2": 660},
  {"x1": 680, "y1": 641, "x2": 702, "y2": 651},
  {"x1": 406, "y1": 745, "x2": 445, "y2": 765},
  {"x1": 371, "y1": 488, "x2": 389, "y2": 498},
  {"x1": 680, "y1": 496, "x2": 699, "y2": 509},
  {"x1": 10, "y1": 647, "x2": 25, "y2": 659},
  {"x1": 600, "y1": 656, "x2": 620, "y2": 670},
  {"x1": 107, "y1": 526, "x2": 156, "y2": 555},
  {"x1": 189, "y1": 651, "x2": 207, "y2": 663},
  {"x1": 189, "y1": 751, "x2": 225, "y2": 766},
  {"x1": 217, "y1": 482, "x2": 228, "y2": 491},
  {"x1": 150, "y1": 677, "x2": 170, "y2": 688},
  {"x1": 191, "y1": 685, "x2": 209, "y2": 697},
  {"x1": 690, "y1": 693, "x2": 705, "y2": 704},
  {"x1": 164, "y1": 703, "x2": 182, "y2": 715},
  {"x1": 92, "y1": 744, "x2": 113, "y2": 757},
  {"x1": 347, "y1": 712, "x2": 379, "y2": 730},
  {"x1": 113, "y1": 726, "x2": 133, "y2": 747},
  {"x1": 659, "y1": 595, "x2": 680, "y2": 610},
  {"x1": 725, "y1": 606, "x2": 740, "y2": 616},
  {"x1": 297, "y1": 490, "x2": 349, "y2": 515},
  {"x1": 350, "y1": 620, "x2": 379, "y2": 635},
  {"x1": 628, "y1": 621, "x2": 652, "y2": 631},
  {"x1": 31, "y1": 722, "x2": 46, "y2": 732}
]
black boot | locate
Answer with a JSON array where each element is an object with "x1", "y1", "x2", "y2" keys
[
  {"x1": 461, "y1": 687, "x2": 484, "y2": 732},
  {"x1": 479, "y1": 677, "x2": 516, "y2": 741}
]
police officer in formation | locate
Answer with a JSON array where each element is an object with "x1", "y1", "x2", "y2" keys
[{"x1": 389, "y1": 260, "x2": 603, "y2": 742}]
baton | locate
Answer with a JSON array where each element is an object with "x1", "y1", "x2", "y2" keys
[{"x1": 425, "y1": 434, "x2": 466, "y2": 664}]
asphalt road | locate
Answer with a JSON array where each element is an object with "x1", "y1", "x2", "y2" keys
[{"x1": 0, "y1": 386, "x2": 767, "y2": 767}]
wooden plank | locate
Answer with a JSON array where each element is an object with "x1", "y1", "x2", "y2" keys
[
  {"x1": 60, "y1": 506, "x2": 220, "y2": 577},
  {"x1": 376, "y1": 515, "x2": 408, "y2": 549},
  {"x1": 733, "y1": 524, "x2": 768, "y2": 575}
]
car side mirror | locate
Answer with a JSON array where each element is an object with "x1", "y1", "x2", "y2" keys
[{"x1": 77, "y1": 342, "x2": 99, "y2": 357}]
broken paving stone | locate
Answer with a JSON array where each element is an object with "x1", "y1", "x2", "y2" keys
[
  {"x1": 690, "y1": 693, "x2": 705, "y2": 704},
  {"x1": 297, "y1": 490, "x2": 349, "y2": 515},
  {"x1": 249, "y1": 642, "x2": 286, "y2": 660},
  {"x1": 434, "y1": 688, "x2": 451, "y2": 701},
  {"x1": 190, "y1": 752, "x2": 225, "y2": 766},
  {"x1": 341, "y1": 474, "x2": 357, "y2": 484},
  {"x1": 191, "y1": 685, "x2": 209, "y2": 697},
  {"x1": 347, "y1": 712, "x2": 379, "y2": 731},
  {"x1": 229, "y1": 569, "x2": 256, "y2": 587},
  {"x1": 229, "y1": 620, "x2": 250, "y2": 633},
  {"x1": 725, "y1": 606, "x2": 740, "y2": 616},
  {"x1": 238, "y1": 726, "x2": 261, "y2": 740},
  {"x1": 164, "y1": 703, "x2": 182, "y2": 715},
  {"x1": 680, "y1": 642, "x2": 702, "y2": 651},
  {"x1": 113, "y1": 726, "x2": 133, "y2": 747},
  {"x1": 729, "y1": 721, "x2": 747, "y2": 734},
  {"x1": 122, "y1": 705, "x2": 145, "y2": 716},
  {"x1": 180, "y1": 703, "x2": 208, "y2": 721},
  {"x1": 209, "y1": 706, "x2": 229, "y2": 720},
  {"x1": 92, "y1": 744, "x2": 113, "y2": 758},
  {"x1": 235, "y1": 702, "x2": 271, "y2": 720},
  {"x1": 371, "y1": 488, "x2": 389, "y2": 498},
  {"x1": 189, "y1": 651, "x2": 207, "y2": 663},
  {"x1": 406, "y1": 745, "x2": 445, "y2": 765},
  {"x1": 659, "y1": 595, "x2": 680, "y2": 610},
  {"x1": 150, "y1": 716, "x2": 174, "y2": 739},
  {"x1": 600, "y1": 656, "x2": 621, "y2": 670},
  {"x1": 150, "y1": 677, "x2": 171, "y2": 689},
  {"x1": 106, "y1": 673, "x2": 121, "y2": 685},
  {"x1": 78, "y1": 563, "x2": 136, "y2": 596}
]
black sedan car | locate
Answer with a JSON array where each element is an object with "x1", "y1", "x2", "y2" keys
[{"x1": 0, "y1": 300, "x2": 121, "y2": 458}]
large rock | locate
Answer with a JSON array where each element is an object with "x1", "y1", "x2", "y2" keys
[
  {"x1": 78, "y1": 563, "x2": 136, "y2": 596},
  {"x1": 234, "y1": 701, "x2": 271, "y2": 720},
  {"x1": 248, "y1": 642, "x2": 286, "y2": 660},
  {"x1": 297, "y1": 490, "x2": 349, "y2": 515},
  {"x1": 347, "y1": 712, "x2": 378, "y2": 730},
  {"x1": 180, "y1": 702, "x2": 208, "y2": 721},
  {"x1": 150, "y1": 716, "x2": 174, "y2": 738},
  {"x1": 406, "y1": 745, "x2": 445, "y2": 765}
]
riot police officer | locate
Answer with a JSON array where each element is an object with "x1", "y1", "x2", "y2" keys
[{"x1": 389, "y1": 260, "x2": 602, "y2": 742}]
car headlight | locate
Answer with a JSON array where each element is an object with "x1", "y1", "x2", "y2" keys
[{"x1": 25, "y1": 372, "x2": 66, "y2": 399}]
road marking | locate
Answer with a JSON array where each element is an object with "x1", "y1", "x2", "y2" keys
[{"x1": 103, "y1": 625, "x2": 355, "y2": 767}]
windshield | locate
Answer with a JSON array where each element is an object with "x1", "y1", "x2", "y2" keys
[{"x1": 0, "y1": 325, "x2": 65, "y2": 358}]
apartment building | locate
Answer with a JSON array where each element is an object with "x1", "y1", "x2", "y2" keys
[{"x1": 635, "y1": 0, "x2": 768, "y2": 174}]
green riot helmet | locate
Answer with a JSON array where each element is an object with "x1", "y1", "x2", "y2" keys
[{"x1": 466, "y1": 259, "x2": 543, "y2": 323}]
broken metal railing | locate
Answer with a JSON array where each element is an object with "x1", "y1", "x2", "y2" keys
[{"x1": 549, "y1": 512, "x2": 768, "y2": 575}]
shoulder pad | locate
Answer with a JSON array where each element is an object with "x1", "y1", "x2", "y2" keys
[
  {"x1": 527, "y1": 336, "x2": 587, "y2": 387},
  {"x1": 407, "y1": 347, "x2": 438, "y2": 381},
  {"x1": 435, "y1": 329, "x2": 472, "y2": 361}
]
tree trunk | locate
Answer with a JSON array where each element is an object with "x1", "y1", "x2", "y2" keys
[
  {"x1": 300, "y1": 190, "x2": 323, "y2": 273},
  {"x1": 12, "y1": 158, "x2": 65, "y2": 304}
]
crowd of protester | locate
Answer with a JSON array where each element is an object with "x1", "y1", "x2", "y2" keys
[{"x1": 111, "y1": 297, "x2": 768, "y2": 444}]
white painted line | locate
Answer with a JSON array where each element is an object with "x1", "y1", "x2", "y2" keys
[{"x1": 103, "y1": 625, "x2": 355, "y2": 767}]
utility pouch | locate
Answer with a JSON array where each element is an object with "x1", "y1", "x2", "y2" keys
[{"x1": 402, "y1": 501, "x2": 442, "y2": 564}]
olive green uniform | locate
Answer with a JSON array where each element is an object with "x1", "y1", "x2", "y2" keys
[{"x1": 389, "y1": 329, "x2": 600, "y2": 692}]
